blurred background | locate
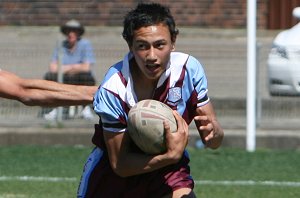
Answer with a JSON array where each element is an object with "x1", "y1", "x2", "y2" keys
[{"x1": 0, "y1": 0, "x2": 299, "y2": 149}]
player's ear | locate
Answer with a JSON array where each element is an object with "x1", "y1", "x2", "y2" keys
[
  {"x1": 171, "y1": 36, "x2": 176, "y2": 51},
  {"x1": 171, "y1": 42, "x2": 176, "y2": 51}
]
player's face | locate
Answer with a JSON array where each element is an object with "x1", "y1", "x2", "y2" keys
[{"x1": 130, "y1": 23, "x2": 175, "y2": 81}]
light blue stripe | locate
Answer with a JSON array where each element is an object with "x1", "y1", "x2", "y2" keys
[{"x1": 77, "y1": 147, "x2": 103, "y2": 197}]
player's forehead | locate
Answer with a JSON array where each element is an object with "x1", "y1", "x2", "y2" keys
[{"x1": 132, "y1": 24, "x2": 171, "y2": 43}]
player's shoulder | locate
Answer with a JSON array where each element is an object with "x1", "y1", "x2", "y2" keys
[
  {"x1": 170, "y1": 52, "x2": 189, "y2": 64},
  {"x1": 100, "y1": 60, "x2": 124, "y2": 85},
  {"x1": 171, "y1": 52, "x2": 202, "y2": 70}
]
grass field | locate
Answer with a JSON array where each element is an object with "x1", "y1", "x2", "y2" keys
[{"x1": 0, "y1": 145, "x2": 299, "y2": 198}]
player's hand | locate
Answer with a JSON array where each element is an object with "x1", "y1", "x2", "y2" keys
[
  {"x1": 194, "y1": 115, "x2": 213, "y2": 143},
  {"x1": 194, "y1": 115, "x2": 223, "y2": 149},
  {"x1": 163, "y1": 111, "x2": 188, "y2": 162}
]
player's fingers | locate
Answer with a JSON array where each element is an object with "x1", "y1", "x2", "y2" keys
[
  {"x1": 204, "y1": 131, "x2": 214, "y2": 141},
  {"x1": 163, "y1": 120, "x2": 171, "y2": 135},
  {"x1": 172, "y1": 111, "x2": 187, "y2": 132},
  {"x1": 173, "y1": 111, "x2": 189, "y2": 145},
  {"x1": 172, "y1": 110, "x2": 182, "y2": 127},
  {"x1": 199, "y1": 122, "x2": 213, "y2": 131},
  {"x1": 194, "y1": 115, "x2": 209, "y2": 122}
]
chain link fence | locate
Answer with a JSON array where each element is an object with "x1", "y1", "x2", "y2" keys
[{"x1": 0, "y1": 26, "x2": 299, "y2": 132}]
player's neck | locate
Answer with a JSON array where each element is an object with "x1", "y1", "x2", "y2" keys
[{"x1": 130, "y1": 61, "x2": 157, "y2": 100}]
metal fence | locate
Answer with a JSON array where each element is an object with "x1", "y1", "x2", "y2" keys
[{"x1": 0, "y1": 26, "x2": 300, "y2": 134}]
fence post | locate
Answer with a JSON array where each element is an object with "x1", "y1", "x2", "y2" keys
[
  {"x1": 56, "y1": 37, "x2": 64, "y2": 123},
  {"x1": 246, "y1": 0, "x2": 257, "y2": 152},
  {"x1": 256, "y1": 42, "x2": 262, "y2": 127}
]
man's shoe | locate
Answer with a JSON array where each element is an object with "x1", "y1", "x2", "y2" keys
[
  {"x1": 43, "y1": 108, "x2": 57, "y2": 121},
  {"x1": 81, "y1": 106, "x2": 94, "y2": 120}
]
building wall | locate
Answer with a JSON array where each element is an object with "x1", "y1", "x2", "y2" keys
[
  {"x1": 0, "y1": 0, "x2": 271, "y2": 29},
  {"x1": 268, "y1": 0, "x2": 300, "y2": 29}
]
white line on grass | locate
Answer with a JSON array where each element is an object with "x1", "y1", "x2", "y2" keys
[
  {"x1": 0, "y1": 176, "x2": 77, "y2": 182},
  {"x1": 1, "y1": 176, "x2": 300, "y2": 187},
  {"x1": 195, "y1": 180, "x2": 300, "y2": 187}
]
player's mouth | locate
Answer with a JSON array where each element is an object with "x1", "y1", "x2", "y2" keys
[{"x1": 145, "y1": 63, "x2": 160, "y2": 72}]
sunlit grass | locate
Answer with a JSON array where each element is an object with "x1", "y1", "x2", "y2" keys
[{"x1": 0, "y1": 145, "x2": 299, "y2": 198}]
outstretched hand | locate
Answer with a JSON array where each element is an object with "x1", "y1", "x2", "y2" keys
[
  {"x1": 163, "y1": 110, "x2": 188, "y2": 162},
  {"x1": 194, "y1": 115, "x2": 214, "y2": 142},
  {"x1": 194, "y1": 114, "x2": 223, "y2": 149}
]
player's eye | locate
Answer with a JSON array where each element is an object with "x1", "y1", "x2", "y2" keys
[
  {"x1": 154, "y1": 41, "x2": 166, "y2": 49},
  {"x1": 136, "y1": 42, "x2": 149, "y2": 50}
]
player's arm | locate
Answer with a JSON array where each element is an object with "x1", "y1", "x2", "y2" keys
[
  {"x1": 103, "y1": 111, "x2": 188, "y2": 178},
  {"x1": 0, "y1": 70, "x2": 97, "y2": 106},
  {"x1": 194, "y1": 101, "x2": 224, "y2": 149},
  {"x1": 21, "y1": 78, "x2": 97, "y2": 106},
  {"x1": 0, "y1": 69, "x2": 26, "y2": 101}
]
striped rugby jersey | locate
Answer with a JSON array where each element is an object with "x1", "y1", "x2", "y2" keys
[{"x1": 93, "y1": 51, "x2": 209, "y2": 133}]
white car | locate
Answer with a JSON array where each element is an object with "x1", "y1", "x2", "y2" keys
[{"x1": 268, "y1": 7, "x2": 300, "y2": 96}]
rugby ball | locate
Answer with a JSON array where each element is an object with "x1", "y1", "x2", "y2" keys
[{"x1": 127, "y1": 99, "x2": 177, "y2": 154}]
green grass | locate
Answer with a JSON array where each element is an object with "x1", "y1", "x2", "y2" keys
[
  {"x1": 0, "y1": 145, "x2": 299, "y2": 198},
  {"x1": 0, "y1": 145, "x2": 88, "y2": 198},
  {"x1": 188, "y1": 148, "x2": 300, "y2": 198}
]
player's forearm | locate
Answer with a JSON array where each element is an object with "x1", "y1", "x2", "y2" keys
[
  {"x1": 19, "y1": 89, "x2": 91, "y2": 106},
  {"x1": 21, "y1": 79, "x2": 96, "y2": 106},
  {"x1": 0, "y1": 70, "x2": 26, "y2": 101},
  {"x1": 69, "y1": 85, "x2": 97, "y2": 104},
  {"x1": 113, "y1": 151, "x2": 178, "y2": 177},
  {"x1": 24, "y1": 78, "x2": 95, "y2": 95}
]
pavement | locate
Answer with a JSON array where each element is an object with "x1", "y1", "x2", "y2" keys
[
  {"x1": 0, "y1": 26, "x2": 299, "y2": 150},
  {"x1": 0, "y1": 116, "x2": 299, "y2": 150}
]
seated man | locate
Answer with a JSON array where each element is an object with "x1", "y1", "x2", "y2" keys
[{"x1": 43, "y1": 19, "x2": 96, "y2": 120}]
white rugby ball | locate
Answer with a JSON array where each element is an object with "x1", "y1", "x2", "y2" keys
[{"x1": 127, "y1": 99, "x2": 177, "y2": 154}]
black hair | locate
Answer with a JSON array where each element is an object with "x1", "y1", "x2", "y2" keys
[{"x1": 122, "y1": 3, "x2": 179, "y2": 46}]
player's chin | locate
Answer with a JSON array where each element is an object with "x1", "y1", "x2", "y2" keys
[{"x1": 145, "y1": 70, "x2": 164, "y2": 80}]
